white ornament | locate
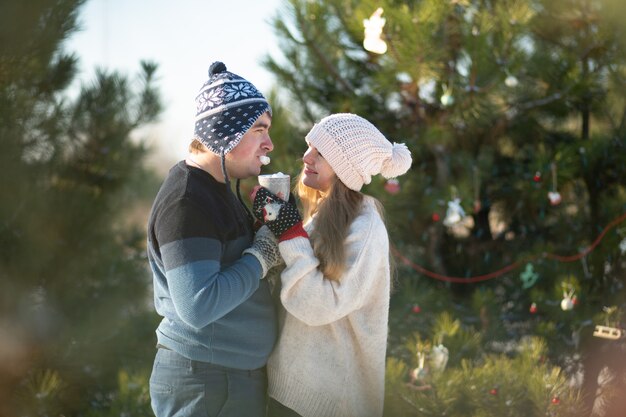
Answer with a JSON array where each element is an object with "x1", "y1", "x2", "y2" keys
[
  {"x1": 363, "y1": 8, "x2": 387, "y2": 54},
  {"x1": 593, "y1": 325, "x2": 622, "y2": 340},
  {"x1": 505, "y1": 75, "x2": 519, "y2": 88},
  {"x1": 560, "y1": 289, "x2": 575, "y2": 311},
  {"x1": 619, "y1": 237, "x2": 626, "y2": 254},
  {"x1": 431, "y1": 344, "x2": 449, "y2": 372},
  {"x1": 548, "y1": 191, "x2": 562, "y2": 206},
  {"x1": 410, "y1": 351, "x2": 428, "y2": 382},
  {"x1": 440, "y1": 91, "x2": 454, "y2": 107},
  {"x1": 443, "y1": 198, "x2": 465, "y2": 227}
]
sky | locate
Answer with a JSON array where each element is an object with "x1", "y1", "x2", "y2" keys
[{"x1": 65, "y1": 0, "x2": 284, "y2": 170}]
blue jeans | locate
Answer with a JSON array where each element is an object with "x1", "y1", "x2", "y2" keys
[{"x1": 150, "y1": 347, "x2": 267, "y2": 417}]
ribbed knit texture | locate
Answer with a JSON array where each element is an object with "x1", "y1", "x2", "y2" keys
[
  {"x1": 268, "y1": 197, "x2": 390, "y2": 417},
  {"x1": 147, "y1": 161, "x2": 277, "y2": 370},
  {"x1": 305, "y1": 113, "x2": 412, "y2": 191}
]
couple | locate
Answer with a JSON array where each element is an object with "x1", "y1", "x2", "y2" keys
[{"x1": 147, "y1": 62, "x2": 412, "y2": 417}]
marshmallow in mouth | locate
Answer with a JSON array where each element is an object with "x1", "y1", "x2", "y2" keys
[{"x1": 260, "y1": 155, "x2": 271, "y2": 165}]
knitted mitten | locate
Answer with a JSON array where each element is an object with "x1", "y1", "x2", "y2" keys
[
  {"x1": 242, "y1": 226, "x2": 283, "y2": 278},
  {"x1": 252, "y1": 187, "x2": 308, "y2": 242}
]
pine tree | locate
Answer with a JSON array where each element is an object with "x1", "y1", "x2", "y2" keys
[
  {"x1": 264, "y1": 0, "x2": 626, "y2": 415},
  {"x1": 0, "y1": 1, "x2": 162, "y2": 415}
]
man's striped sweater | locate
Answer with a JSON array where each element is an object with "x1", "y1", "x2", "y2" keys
[{"x1": 147, "y1": 161, "x2": 277, "y2": 370}]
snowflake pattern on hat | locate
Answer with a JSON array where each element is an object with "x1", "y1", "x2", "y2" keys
[{"x1": 193, "y1": 62, "x2": 271, "y2": 155}]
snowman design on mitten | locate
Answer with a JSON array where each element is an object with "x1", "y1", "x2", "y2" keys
[{"x1": 261, "y1": 198, "x2": 282, "y2": 222}]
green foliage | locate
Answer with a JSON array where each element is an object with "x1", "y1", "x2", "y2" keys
[
  {"x1": 266, "y1": 0, "x2": 626, "y2": 414},
  {"x1": 0, "y1": 1, "x2": 163, "y2": 415},
  {"x1": 85, "y1": 371, "x2": 153, "y2": 417},
  {"x1": 386, "y1": 333, "x2": 583, "y2": 417}
]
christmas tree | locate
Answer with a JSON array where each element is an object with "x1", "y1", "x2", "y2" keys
[{"x1": 264, "y1": 0, "x2": 626, "y2": 415}]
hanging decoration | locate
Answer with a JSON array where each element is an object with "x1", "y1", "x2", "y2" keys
[
  {"x1": 431, "y1": 344, "x2": 449, "y2": 372},
  {"x1": 440, "y1": 84, "x2": 454, "y2": 106},
  {"x1": 560, "y1": 288, "x2": 576, "y2": 311},
  {"x1": 384, "y1": 178, "x2": 401, "y2": 194},
  {"x1": 533, "y1": 171, "x2": 542, "y2": 182},
  {"x1": 473, "y1": 165, "x2": 481, "y2": 213},
  {"x1": 548, "y1": 162, "x2": 561, "y2": 206},
  {"x1": 593, "y1": 306, "x2": 624, "y2": 340},
  {"x1": 391, "y1": 212, "x2": 626, "y2": 284},
  {"x1": 505, "y1": 73, "x2": 519, "y2": 88},
  {"x1": 529, "y1": 302, "x2": 538, "y2": 314},
  {"x1": 593, "y1": 325, "x2": 623, "y2": 340},
  {"x1": 363, "y1": 8, "x2": 388, "y2": 54},
  {"x1": 443, "y1": 198, "x2": 466, "y2": 227},
  {"x1": 520, "y1": 263, "x2": 539, "y2": 289},
  {"x1": 618, "y1": 227, "x2": 626, "y2": 255},
  {"x1": 410, "y1": 351, "x2": 428, "y2": 382}
]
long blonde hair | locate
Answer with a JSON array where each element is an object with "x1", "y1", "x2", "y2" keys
[{"x1": 296, "y1": 169, "x2": 391, "y2": 282}]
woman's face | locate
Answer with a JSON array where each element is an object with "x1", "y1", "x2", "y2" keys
[{"x1": 302, "y1": 144, "x2": 336, "y2": 192}]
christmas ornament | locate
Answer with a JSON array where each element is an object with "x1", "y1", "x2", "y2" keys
[
  {"x1": 384, "y1": 178, "x2": 400, "y2": 194},
  {"x1": 410, "y1": 352, "x2": 428, "y2": 382},
  {"x1": 490, "y1": 388, "x2": 498, "y2": 395},
  {"x1": 411, "y1": 304, "x2": 421, "y2": 313},
  {"x1": 440, "y1": 85, "x2": 454, "y2": 106},
  {"x1": 560, "y1": 285, "x2": 576, "y2": 311},
  {"x1": 432, "y1": 213, "x2": 440, "y2": 222},
  {"x1": 593, "y1": 325, "x2": 623, "y2": 340},
  {"x1": 505, "y1": 74, "x2": 519, "y2": 88},
  {"x1": 548, "y1": 162, "x2": 561, "y2": 206},
  {"x1": 443, "y1": 198, "x2": 465, "y2": 227},
  {"x1": 529, "y1": 302, "x2": 538, "y2": 314},
  {"x1": 551, "y1": 397, "x2": 560, "y2": 405},
  {"x1": 619, "y1": 237, "x2": 626, "y2": 254},
  {"x1": 548, "y1": 191, "x2": 562, "y2": 206},
  {"x1": 431, "y1": 344, "x2": 449, "y2": 372},
  {"x1": 520, "y1": 263, "x2": 539, "y2": 289},
  {"x1": 363, "y1": 8, "x2": 387, "y2": 54},
  {"x1": 533, "y1": 171, "x2": 542, "y2": 182},
  {"x1": 473, "y1": 166, "x2": 481, "y2": 213}
]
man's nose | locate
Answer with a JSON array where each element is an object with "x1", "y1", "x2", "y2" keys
[{"x1": 263, "y1": 134, "x2": 274, "y2": 151}]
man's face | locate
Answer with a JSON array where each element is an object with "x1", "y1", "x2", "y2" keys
[{"x1": 226, "y1": 112, "x2": 273, "y2": 179}]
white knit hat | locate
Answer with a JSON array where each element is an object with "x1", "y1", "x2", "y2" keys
[{"x1": 305, "y1": 113, "x2": 412, "y2": 191}]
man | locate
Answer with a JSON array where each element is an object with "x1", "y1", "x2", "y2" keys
[{"x1": 147, "y1": 61, "x2": 282, "y2": 417}]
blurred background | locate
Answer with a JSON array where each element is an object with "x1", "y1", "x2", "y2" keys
[{"x1": 1, "y1": 0, "x2": 625, "y2": 416}]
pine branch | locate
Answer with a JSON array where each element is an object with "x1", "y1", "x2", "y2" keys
[
  {"x1": 514, "y1": 90, "x2": 567, "y2": 111},
  {"x1": 293, "y1": 2, "x2": 354, "y2": 94}
]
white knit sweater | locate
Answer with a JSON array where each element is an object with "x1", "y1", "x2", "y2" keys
[{"x1": 268, "y1": 196, "x2": 390, "y2": 417}]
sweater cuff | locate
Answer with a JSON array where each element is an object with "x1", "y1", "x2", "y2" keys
[{"x1": 279, "y1": 222, "x2": 308, "y2": 242}]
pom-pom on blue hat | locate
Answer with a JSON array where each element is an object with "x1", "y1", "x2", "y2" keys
[{"x1": 194, "y1": 61, "x2": 272, "y2": 155}]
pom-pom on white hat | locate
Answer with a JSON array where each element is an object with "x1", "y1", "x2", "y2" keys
[{"x1": 305, "y1": 113, "x2": 412, "y2": 191}]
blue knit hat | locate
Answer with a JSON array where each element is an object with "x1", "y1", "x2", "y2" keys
[{"x1": 194, "y1": 61, "x2": 272, "y2": 155}]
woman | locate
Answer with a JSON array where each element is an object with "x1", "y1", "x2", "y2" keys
[{"x1": 252, "y1": 113, "x2": 412, "y2": 417}]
